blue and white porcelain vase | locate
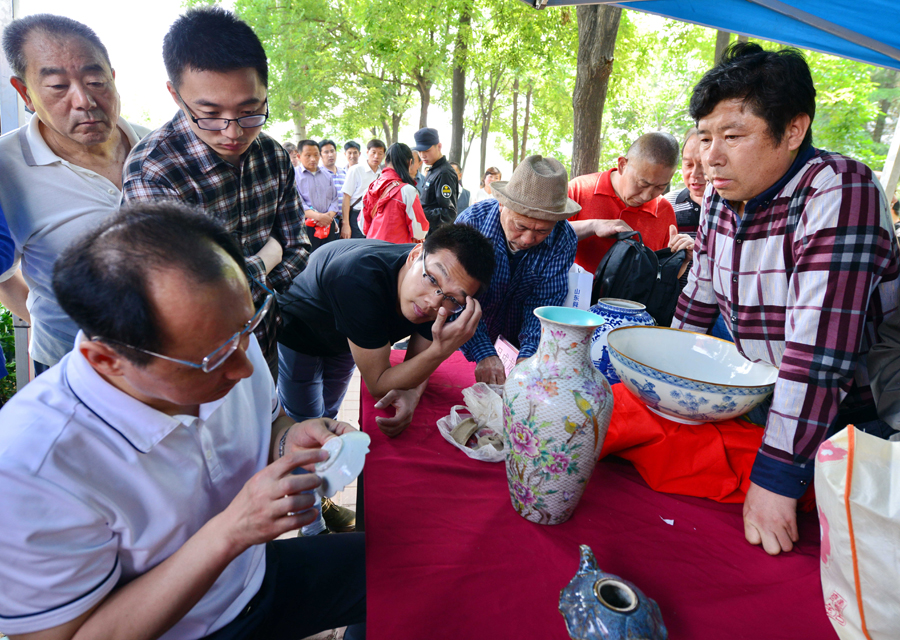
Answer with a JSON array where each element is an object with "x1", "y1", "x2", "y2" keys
[{"x1": 590, "y1": 299, "x2": 656, "y2": 385}]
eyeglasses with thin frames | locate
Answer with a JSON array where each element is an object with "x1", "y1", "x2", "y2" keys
[
  {"x1": 175, "y1": 90, "x2": 269, "y2": 131},
  {"x1": 95, "y1": 285, "x2": 274, "y2": 373},
  {"x1": 421, "y1": 252, "x2": 466, "y2": 314}
]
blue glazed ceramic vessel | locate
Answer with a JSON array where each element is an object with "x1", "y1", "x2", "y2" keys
[
  {"x1": 589, "y1": 299, "x2": 656, "y2": 385},
  {"x1": 559, "y1": 545, "x2": 668, "y2": 640}
]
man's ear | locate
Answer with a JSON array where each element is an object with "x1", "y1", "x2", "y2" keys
[
  {"x1": 10, "y1": 77, "x2": 34, "y2": 111},
  {"x1": 616, "y1": 156, "x2": 628, "y2": 174},
  {"x1": 406, "y1": 243, "x2": 424, "y2": 265},
  {"x1": 80, "y1": 340, "x2": 129, "y2": 378},
  {"x1": 785, "y1": 113, "x2": 811, "y2": 152},
  {"x1": 165, "y1": 81, "x2": 181, "y2": 108}
]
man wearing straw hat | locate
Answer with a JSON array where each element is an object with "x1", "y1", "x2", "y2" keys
[{"x1": 456, "y1": 155, "x2": 580, "y2": 386}]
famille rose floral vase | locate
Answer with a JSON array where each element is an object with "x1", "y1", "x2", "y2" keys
[
  {"x1": 589, "y1": 299, "x2": 656, "y2": 385},
  {"x1": 503, "y1": 307, "x2": 614, "y2": 525}
]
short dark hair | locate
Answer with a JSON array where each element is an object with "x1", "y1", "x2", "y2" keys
[
  {"x1": 425, "y1": 224, "x2": 495, "y2": 293},
  {"x1": 690, "y1": 42, "x2": 816, "y2": 147},
  {"x1": 384, "y1": 143, "x2": 416, "y2": 186},
  {"x1": 53, "y1": 202, "x2": 246, "y2": 366},
  {"x1": 626, "y1": 132, "x2": 679, "y2": 168},
  {"x1": 282, "y1": 141, "x2": 297, "y2": 154},
  {"x1": 319, "y1": 139, "x2": 336, "y2": 152},
  {"x1": 297, "y1": 139, "x2": 319, "y2": 153},
  {"x1": 3, "y1": 14, "x2": 111, "y2": 79},
  {"x1": 367, "y1": 139, "x2": 386, "y2": 151},
  {"x1": 163, "y1": 7, "x2": 268, "y2": 90},
  {"x1": 344, "y1": 141, "x2": 360, "y2": 152}
]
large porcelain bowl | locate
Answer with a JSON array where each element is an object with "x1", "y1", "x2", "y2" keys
[{"x1": 607, "y1": 326, "x2": 778, "y2": 424}]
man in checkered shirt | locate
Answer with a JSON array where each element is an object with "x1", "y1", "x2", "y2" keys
[
  {"x1": 674, "y1": 42, "x2": 900, "y2": 556},
  {"x1": 122, "y1": 8, "x2": 309, "y2": 376}
]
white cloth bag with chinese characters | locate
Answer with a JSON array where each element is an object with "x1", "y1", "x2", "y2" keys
[{"x1": 815, "y1": 426, "x2": 900, "y2": 639}]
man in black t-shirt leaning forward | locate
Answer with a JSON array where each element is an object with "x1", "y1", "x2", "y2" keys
[{"x1": 277, "y1": 224, "x2": 495, "y2": 439}]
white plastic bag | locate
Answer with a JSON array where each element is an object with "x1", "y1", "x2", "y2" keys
[
  {"x1": 437, "y1": 383, "x2": 508, "y2": 462},
  {"x1": 815, "y1": 426, "x2": 900, "y2": 639}
]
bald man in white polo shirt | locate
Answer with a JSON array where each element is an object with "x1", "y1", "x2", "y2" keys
[{"x1": 0, "y1": 203, "x2": 364, "y2": 640}]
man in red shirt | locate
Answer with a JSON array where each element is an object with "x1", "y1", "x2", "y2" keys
[{"x1": 568, "y1": 132, "x2": 693, "y2": 275}]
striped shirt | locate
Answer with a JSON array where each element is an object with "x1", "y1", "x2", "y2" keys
[
  {"x1": 122, "y1": 110, "x2": 309, "y2": 360},
  {"x1": 456, "y1": 199, "x2": 577, "y2": 362},
  {"x1": 323, "y1": 165, "x2": 346, "y2": 196},
  {"x1": 673, "y1": 146, "x2": 900, "y2": 497}
]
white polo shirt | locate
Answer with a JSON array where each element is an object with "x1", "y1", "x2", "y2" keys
[
  {"x1": 341, "y1": 161, "x2": 381, "y2": 206},
  {"x1": 0, "y1": 115, "x2": 147, "y2": 365},
  {"x1": 0, "y1": 334, "x2": 277, "y2": 638}
]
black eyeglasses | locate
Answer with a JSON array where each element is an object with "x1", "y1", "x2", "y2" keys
[
  {"x1": 95, "y1": 288, "x2": 274, "y2": 373},
  {"x1": 176, "y1": 91, "x2": 269, "y2": 131},
  {"x1": 421, "y1": 253, "x2": 466, "y2": 314}
]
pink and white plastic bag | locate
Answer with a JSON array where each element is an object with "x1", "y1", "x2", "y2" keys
[{"x1": 815, "y1": 426, "x2": 900, "y2": 639}]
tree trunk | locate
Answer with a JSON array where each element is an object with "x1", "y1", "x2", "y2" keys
[
  {"x1": 715, "y1": 30, "x2": 731, "y2": 64},
  {"x1": 462, "y1": 128, "x2": 477, "y2": 170},
  {"x1": 874, "y1": 99, "x2": 891, "y2": 144},
  {"x1": 512, "y1": 78, "x2": 520, "y2": 172},
  {"x1": 520, "y1": 86, "x2": 532, "y2": 165},
  {"x1": 289, "y1": 97, "x2": 307, "y2": 140},
  {"x1": 479, "y1": 120, "x2": 490, "y2": 178},
  {"x1": 392, "y1": 113, "x2": 402, "y2": 146},
  {"x1": 571, "y1": 5, "x2": 621, "y2": 179},
  {"x1": 449, "y1": 9, "x2": 471, "y2": 164},
  {"x1": 737, "y1": 34, "x2": 748, "y2": 43},
  {"x1": 417, "y1": 75, "x2": 432, "y2": 129}
]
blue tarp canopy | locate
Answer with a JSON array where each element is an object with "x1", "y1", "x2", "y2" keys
[{"x1": 523, "y1": 0, "x2": 900, "y2": 70}]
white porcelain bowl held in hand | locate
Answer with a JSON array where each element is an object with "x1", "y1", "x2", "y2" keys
[
  {"x1": 315, "y1": 431, "x2": 371, "y2": 498},
  {"x1": 606, "y1": 326, "x2": 778, "y2": 424}
]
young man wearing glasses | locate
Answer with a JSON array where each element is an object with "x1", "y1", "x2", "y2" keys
[
  {"x1": 122, "y1": 7, "x2": 308, "y2": 377},
  {"x1": 0, "y1": 203, "x2": 365, "y2": 640},
  {"x1": 277, "y1": 226, "x2": 495, "y2": 441}
]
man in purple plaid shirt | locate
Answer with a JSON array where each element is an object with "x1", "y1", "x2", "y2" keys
[
  {"x1": 674, "y1": 43, "x2": 900, "y2": 555},
  {"x1": 122, "y1": 8, "x2": 309, "y2": 376}
]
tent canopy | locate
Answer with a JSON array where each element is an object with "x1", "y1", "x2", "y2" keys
[{"x1": 524, "y1": 0, "x2": 900, "y2": 70}]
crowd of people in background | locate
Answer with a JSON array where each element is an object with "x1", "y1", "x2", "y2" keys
[{"x1": 2, "y1": 5, "x2": 900, "y2": 640}]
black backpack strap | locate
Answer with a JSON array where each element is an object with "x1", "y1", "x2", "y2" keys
[{"x1": 591, "y1": 232, "x2": 646, "y2": 305}]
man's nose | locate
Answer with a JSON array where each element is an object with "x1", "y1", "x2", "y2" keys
[
  {"x1": 223, "y1": 338, "x2": 254, "y2": 380},
  {"x1": 690, "y1": 163, "x2": 706, "y2": 182},
  {"x1": 520, "y1": 232, "x2": 538, "y2": 247},
  {"x1": 423, "y1": 291, "x2": 444, "y2": 309},
  {"x1": 70, "y1": 83, "x2": 97, "y2": 109},
  {"x1": 704, "y1": 139, "x2": 725, "y2": 166},
  {"x1": 223, "y1": 119, "x2": 244, "y2": 138}
]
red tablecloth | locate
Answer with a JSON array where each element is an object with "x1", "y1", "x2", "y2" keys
[{"x1": 361, "y1": 352, "x2": 836, "y2": 640}]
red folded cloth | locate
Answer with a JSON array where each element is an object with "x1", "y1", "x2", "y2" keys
[
  {"x1": 602, "y1": 385, "x2": 815, "y2": 510},
  {"x1": 599, "y1": 385, "x2": 761, "y2": 503}
]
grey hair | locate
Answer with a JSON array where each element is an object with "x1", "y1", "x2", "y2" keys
[{"x1": 3, "y1": 14, "x2": 111, "y2": 79}]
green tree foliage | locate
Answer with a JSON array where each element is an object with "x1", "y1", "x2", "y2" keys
[
  {"x1": 599, "y1": 14, "x2": 714, "y2": 167},
  {"x1": 807, "y1": 51, "x2": 882, "y2": 166},
  {"x1": 185, "y1": 0, "x2": 895, "y2": 176}
]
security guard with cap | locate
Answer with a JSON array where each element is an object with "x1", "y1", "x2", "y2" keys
[{"x1": 413, "y1": 127, "x2": 458, "y2": 236}]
